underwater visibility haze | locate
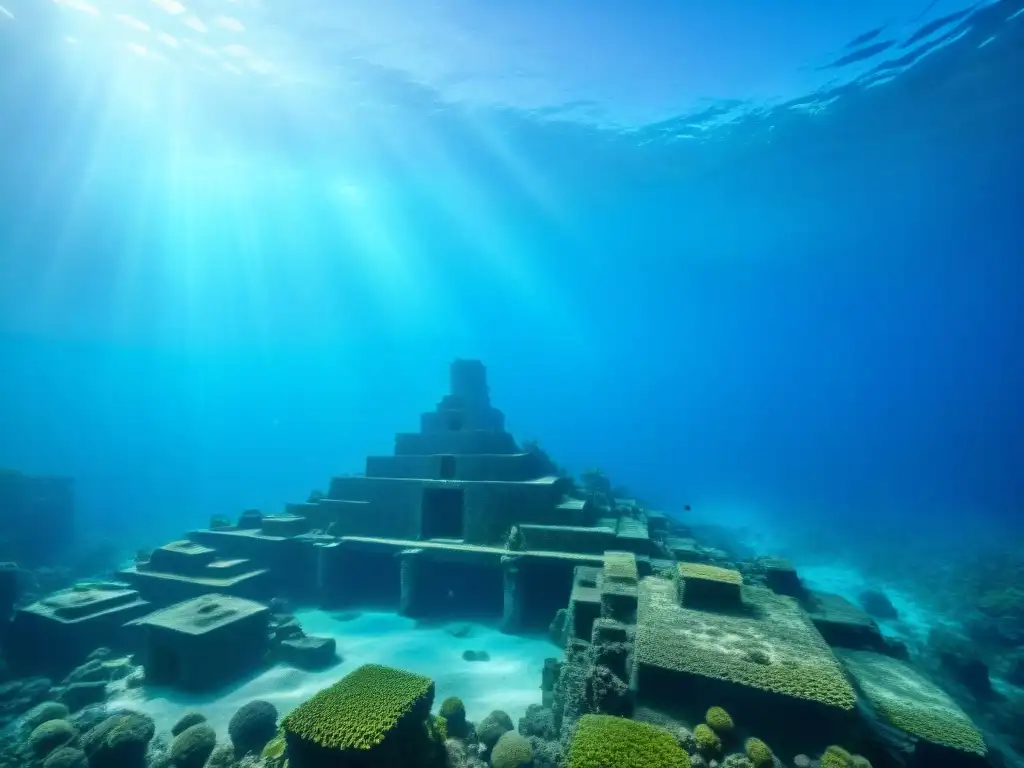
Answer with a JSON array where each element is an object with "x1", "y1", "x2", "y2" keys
[{"x1": 0, "y1": 1, "x2": 1023, "y2": 767}]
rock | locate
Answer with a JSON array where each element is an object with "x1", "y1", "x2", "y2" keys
[
  {"x1": 64, "y1": 660, "x2": 106, "y2": 685},
  {"x1": 723, "y1": 756, "x2": 754, "y2": 768},
  {"x1": 279, "y1": 636, "x2": 338, "y2": 669},
  {"x1": 85, "y1": 648, "x2": 111, "y2": 663},
  {"x1": 445, "y1": 738, "x2": 468, "y2": 768},
  {"x1": 204, "y1": 743, "x2": 236, "y2": 768},
  {"x1": 171, "y1": 712, "x2": 206, "y2": 737},
  {"x1": 69, "y1": 704, "x2": 112, "y2": 737},
  {"x1": 228, "y1": 700, "x2": 278, "y2": 757},
  {"x1": 123, "y1": 668, "x2": 145, "y2": 689},
  {"x1": 491, "y1": 732, "x2": 532, "y2": 768},
  {"x1": 584, "y1": 664, "x2": 631, "y2": 717},
  {"x1": 28, "y1": 719, "x2": 77, "y2": 758},
  {"x1": 462, "y1": 649, "x2": 490, "y2": 662},
  {"x1": 168, "y1": 723, "x2": 216, "y2": 768},
  {"x1": 518, "y1": 704, "x2": 556, "y2": 740},
  {"x1": 444, "y1": 623, "x2": 474, "y2": 638},
  {"x1": 43, "y1": 746, "x2": 86, "y2": 768},
  {"x1": 794, "y1": 756, "x2": 812, "y2": 768},
  {"x1": 478, "y1": 710, "x2": 514, "y2": 752},
  {"x1": 59, "y1": 681, "x2": 108, "y2": 711},
  {"x1": 527, "y1": 736, "x2": 562, "y2": 768},
  {"x1": 81, "y1": 711, "x2": 156, "y2": 768},
  {"x1": 0, "y1": 676, "x2": 54, "y2": 726},
  {"x1": 20, "y1": 701, "x2": 70, "y2": 733},
  {"x1": 1004, "y1": 654, "x2": 1024, "y2": 687},
  {"x1": 99, "y1": 658, "x2": 133, "y2": 681},
  {"x1": 859, "y1": 590, "x2": 899, "y2": 621},
  {"x1": 269, "y1": 616, "x2": 304, "y2": 644}
]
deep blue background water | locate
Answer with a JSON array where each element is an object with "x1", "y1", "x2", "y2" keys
[{"x1": 0, "y1": 0, "x2": 1021, "y2": 564}]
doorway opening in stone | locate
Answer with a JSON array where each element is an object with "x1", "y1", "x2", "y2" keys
[
  {"x1": 422, "y1": 487, "x2": 464, "y2": 540},
  {"x1": 439, "y1": 455, "x2": 456, "y2": 480},
  {"x1": 413, "y1": 561, "x2": 503, "y2": 621},
  {"x1": 520, "y1": 559, "x2": 576, "y2": 632}
]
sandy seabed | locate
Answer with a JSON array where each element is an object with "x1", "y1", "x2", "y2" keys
[{"x1": 107, "y1": 609, "x2": 557, "y2": 739}]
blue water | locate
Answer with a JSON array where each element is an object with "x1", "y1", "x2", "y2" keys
[{"x1": 1, "y1": 1, "x2": 1021, "y2": 592}]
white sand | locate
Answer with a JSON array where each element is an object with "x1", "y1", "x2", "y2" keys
[{"x1": 107, "y1": 609, "x2": 557, "y2": 740}]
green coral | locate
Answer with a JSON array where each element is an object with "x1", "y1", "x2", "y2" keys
[
  {"x1": 678, "y1": 563, "x2": 743, "y2": 585},
  {"x1": 282, "y1": 663, "x2": 434, "y2": 751},
  {"x1": 744, "y1": 738, "x2": 772, "y2": 768},
  {"x1": 705, "y1": 706, "x2": 733, "y2": 734},
  {"x1": 438, "y1": 696, "x2": 467, "y2": 737},
  {"x1": 567, "y1": 714, "x2": 691, "y2": 768},
  {"x1": 820, "y1": 745, "x2": 854, "y2": 768},
  {"x1": 694, "y1": 724, "x2": 721, "y2": 754},
  {"x1": 491, "y1": 732, "x2": 533, "y2": 768}
]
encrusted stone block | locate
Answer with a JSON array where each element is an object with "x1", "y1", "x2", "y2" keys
[
  {"x1": 136, "y1": 594, "x2": 270, "y2": 691},
  {"x1": 260, "y1": 516, "x2": 309, "y2": 538},
  {"x1": 145, "y1": 541, "x2": 217, "y2": 576},
  {"x1": 569, "y1": 566, "x2": 602, "y2": 641},
  {"x1": 676, "y1": 563, "x2": 743, "y2": 612},
  {"x1": 280, "y1": 635, "x2": 338, "y2": 670},
  {"x1": 762, "y1": 557, "x2": 806, "y2": 597}
]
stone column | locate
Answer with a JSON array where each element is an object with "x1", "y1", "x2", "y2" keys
[
  {"x1": 500, "y1": 555, "x2": 523, "y2": 634},
  {"x1": 399, "y1": 549, "x2": 423, "y2": 617}
]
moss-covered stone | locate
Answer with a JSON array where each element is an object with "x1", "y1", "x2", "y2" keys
[
  {"x1": 705, "y1": 706, "x2": 733, "y2": 734},
  {"x1": 491, "y1": 732, "x2": 533, "y2": 768},
  {"x1": 29, "y1": 719, "x2": 77, "y2": 758},
  {"x1": 744, "y1": 738, "x2": 772, "y2": 768}
]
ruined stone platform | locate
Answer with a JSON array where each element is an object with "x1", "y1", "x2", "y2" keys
[
  {"x1": 5, "y1": 583, "x2": 150, "y2": 676},
  {"x1": 135, "y1": 594, "x2": 270, "y2": 691},
  {"x1": 804, "y1": 590, "x2": 886, "y2": 651},
  {"x1": 838, "y1": 649, "x2": 986, "y2": 759},
  {"x1": 633, "y1": 576, "x2": 857, "y2": 737}
]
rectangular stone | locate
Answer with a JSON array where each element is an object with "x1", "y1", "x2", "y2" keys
[
  {"x1": 603, "y1": 551, "x2": 639, "y2": 585},
  {"x1": 260, "y1": 516, "x2": 309, "y2": 538},
  {"x1": 804, "y1": 590, "x2": 885, "y2": 651},
  {"x1": 677, "y1": 563, "x2": 743, "y2": 612},
  {"x1": 519, "y1": 524, "x2": 617, "y2": 555},
  {"x1": 145, "y1": 541, "x2": 217, "y2": 575},
  {"x1": 569, "y1": 566, "x2": 602, "y2": 641}
]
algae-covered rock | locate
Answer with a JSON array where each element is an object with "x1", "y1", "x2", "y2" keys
[
  {"x1": 228, "y1": 700, "x2": 277, "y2": 756},
  {"x1": 20, "y1": 701, "x2": 70, "y2": 733},
  {"x1": 491, "y1": 732, "x2": 533, "y2": 768},
  {"x1": 81, "y1": 711, "x2": 155, "y2": 768},
  {"x1": 478, "y1": 710, "x2": 514, "y2": 751},
  {"x1": 171, "y1": 712, "x2": 206, "y2": 738},
  {"x1": 168, "y1": 723, "x2": 216, "y2": 768},
  {"x1": 28, "y1": 719, "x2": 77, "y2": 757},
  {"x1": 42, "y1": 745, "x2": 86, "y2": 768}
]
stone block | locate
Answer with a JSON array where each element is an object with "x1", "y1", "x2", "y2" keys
[
  {"x1": 569, "y1": 566, "x2": 602, "y2": 641},
  {"x1": 837, "y1": 649, "x2": 986, "y2": 758},
  {"x1": 144, "y1": 541, "x2": 217, "y2": 576},
  {"x1": 762, "y1": 558, "x2": 806, "y2": 597},
  {"x1": 279, "y1": 636, "x2": 338, "y2": 670},
  {"x1": 665, "y1": 537, "x2": 702, "y2": 562},
  {"x1": 602, "y1": 551, "x2": 638, "y2": 585},
  {"x1": 519, "y1": 524, "x2": 617, "y2": 555},
  {"x1": 136, "y1": 594, "x2": 270, "y2": 691},
  {"x1": 803, "y1": 590, "x2": 886, "y2": 651},
  {"x1": 614, "y1": 517, "x2": 653, "y2": 556},
  {"x1": 236, "y1": 509, "x2": 263, "y2": 529},
  {"x1": 599, "y1": 575, "x2": 638, "y2": 625},
  {"x1": 676, "y1": 563, "x2": 744, "y2": 612},
  {"x1": 5, "y1": 584, "x2": 150, "y2": 677},
  {"x1": 260, "y1": 516, "x2": 309, "y2": 538},
  {"x1": 633, "y1": 577, "x2": 856, "y2": 717}
]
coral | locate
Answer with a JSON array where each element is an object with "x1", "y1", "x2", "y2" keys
[
  {"x1": 42, "y1": 746, "x2": 86, "y2": 768},
  {"x1": 478, "y1": 710, "x2": 514, "y2": 751},
  {"x1": 837, "y1": 649, "x2": 986, "y2": 755},
  {"x1": 518, "y1": 704, "x2": 556, "y2": 740},
  {"x1": 567, "y1": 714, "x2": 690, "y2": 768},
  {"x1": 491, "y1": 732, "x2": 533, "y2": 768},
  {"x1": 281, "y1": 663, "x2": 434, "y2": 751},
  {"x1": 744, "y1": 738, "x2": 772, "y2": 768},
  {"x1": 228, "y1": 700, "x2": 278, "y2": 756},
  {"x1": 168, "y1": 723, "x2": 216, "y2": 768},
  {"x1": 705, "y1": 706, "x2": 733, "y2": 734},
  {"x1": 261, "y1": 735, "x2": 286, "y2": 760},
  {"x1": 439, "y1": 696, "x2": 468, "y2": 738},
  {"x1": 694, "y1": 724, "x2": 721, "y2": 755},
  {"x1": 722, "y1": 756, "x2": 753, "y2": 768},
  {"x1": 819, "y1": 745, "x2": 854, "y2": 768},
  {"x1": 80, "y1": 711, "x2": 155, "y2": 768},
  {"x1": 28, "y1": 719, "x2": 77, "y2": 757},
  {"x1": 171, "y1": 712, "x2": 206, "y2": 738},
  {"x1": 851, "y1": 757, "x2": 872, "y2": 768}
]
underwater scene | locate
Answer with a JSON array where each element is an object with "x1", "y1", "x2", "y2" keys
[{"x1": 1, "y1": 0, "x2": 1023, "y2": 767}]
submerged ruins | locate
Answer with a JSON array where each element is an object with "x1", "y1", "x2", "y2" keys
[{"x1": 0, "y1": 360, "x2": 989, "y2": 767}]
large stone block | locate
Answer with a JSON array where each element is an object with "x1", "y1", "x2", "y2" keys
[
  {"x1": 393, "y1": 430, "x2": 519, "y2": 456},
  {"x1": 838, "y1": 649, "x2": 987, "y2": 759},
  {"x1": 633, "y1": 577, "x2": 856, "y2": 722},
  {"x1": 803, "y1": 590, "x2": 886, "y2": 651},
  {"x1": 145, "y1": 541, "x2": 217, "y2": 576},
  {"x1": 676, "y1": 563, "x2": 744, "y2": 612},
  {"x1": 519, "y1": 524, "x2": 617, "y2": 555},
  {"x1": 569, "y1": 566, "x2": 602, "y2": 641},
  {"x1": 6, "y1": 584, "x2": 151, "y2": 677},
  {"x1": 136, "y1": 594, "x2": 270, "y2": 691}
]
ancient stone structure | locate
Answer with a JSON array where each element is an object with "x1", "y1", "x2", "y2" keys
[
  {"x1": 0, "y1": 469, "x2": 74, "y2": 566},
  {"x1": 4, "y1": 582, "x2": 150, "y2": 677},
  {"x1": 134, "y1": 594, "x2": 269, "y2": 691}
]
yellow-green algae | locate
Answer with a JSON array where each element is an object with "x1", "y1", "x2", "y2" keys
[
  {"x1": 567, "y1": 714, "x2": 690, "y2": 768},
  {"x1": 281, "y1": 663, "x2": 434, "y2": 751},
  {"x1": 635, "y1": 578, "x2": 857, "y2": 711},
  {"x1": 744, "y1": 737, "x2": 773, "y2": 768},
  {"x1": 837, "y1": 649, "x2": 986, "y2": 755},
  {"x1": 705, "y1": 706, "x2": 734, "y2": 734},
  {"x1": 694, "y1": 723, "x2": 721, "y2": 754},
  {"x1": 677, "y1": 563, "x2": 743, "y2": 585}
]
